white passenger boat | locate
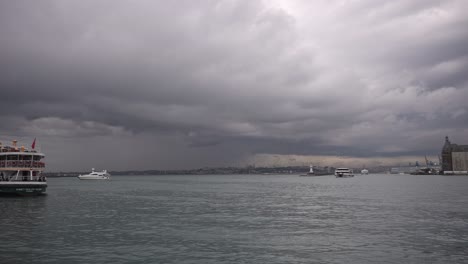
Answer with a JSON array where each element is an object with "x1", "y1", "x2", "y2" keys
[
  {"x1": 78, "y1": 168, "x2": 111, "y2": 180},
  {"x1": 361, "y1": 169, "x2": 369, "y2": 175},
  {"x1": 335, "y1": 168, "x2": 354, "y2": 178},
  {"x1": 0, "y1": 139, "x2": 47, "y2": 195}
]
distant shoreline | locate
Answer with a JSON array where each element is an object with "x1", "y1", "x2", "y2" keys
[{"x1": 43, "y1": 165, "x2": 422, "y2": 177}]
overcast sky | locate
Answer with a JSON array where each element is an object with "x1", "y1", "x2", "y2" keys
[{"x1": 1, "y1": 0, "x2": 467, "y2": 171}]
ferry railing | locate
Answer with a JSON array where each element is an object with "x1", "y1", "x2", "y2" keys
[
  {"x1": 0, "y1": 174, "x2": 46, "y2": 182},
  {"x1": 0, "y1": 161, "x2": 45, "y2": 168}
]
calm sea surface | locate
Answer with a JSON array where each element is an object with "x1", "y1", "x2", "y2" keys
[{"x1": 1, "y1": 174, "x2": 468, "y2": 263}]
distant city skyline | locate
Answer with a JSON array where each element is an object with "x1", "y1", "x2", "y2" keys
[{"x1": 1, "y1": 0, "x2": 467, "y2": 171}]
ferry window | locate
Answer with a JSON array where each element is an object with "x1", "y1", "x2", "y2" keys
[
  {"x1": 0, "y1": 156, "x2": 4, "y2": 160},
  {"x1": 7, "y1": 155, "x2": 18, "y2": 160}
]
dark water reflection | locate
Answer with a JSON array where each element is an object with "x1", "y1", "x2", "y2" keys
[{"x1": 1, "y1": 174, "x2": 468, "y2": 263}]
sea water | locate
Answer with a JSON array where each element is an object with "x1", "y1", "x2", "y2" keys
[{"x1": 1, "y1": 174, "x2": 468, "y2": 263}]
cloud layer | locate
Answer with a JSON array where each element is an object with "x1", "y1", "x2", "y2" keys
[{"x1": 1, "y1": 0, "x2": 467, "y2": 170}]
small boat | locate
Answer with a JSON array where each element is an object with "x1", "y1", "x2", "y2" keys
[
  {"x1": 335, "y1": 168, "x2": 354, "y2": 178},
  {"x1": 361, "y1": 169, "x2": 369, "y2": 175},
  {"x1": 78, "y1": 168, "x2": 111, "y2": 180},
  {"x1": 410, "y1": 167, "x2": 438, "y2": 175}
]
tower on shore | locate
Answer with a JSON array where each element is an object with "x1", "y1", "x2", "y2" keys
[{"x1": 441, "y1": 136, "x2": 468, "y2": 173}]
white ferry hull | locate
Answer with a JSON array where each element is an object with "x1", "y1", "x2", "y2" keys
[
  {"x1": 0, "y1": 182, "x2": 47, "y2": 195},
  {"x1": 335, "y1": 173, "x2": 354, "y2": 178}
]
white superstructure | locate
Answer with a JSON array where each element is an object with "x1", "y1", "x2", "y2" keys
[
  {"x1": 78, "y1": 168, "x2": 111, "y2": 180},
  {"x1": 361, "y1": 169, "x2": 369, "y2": 175},
  {"x1": 335, "y1": 168, "x2": 354, "y2": 178}
]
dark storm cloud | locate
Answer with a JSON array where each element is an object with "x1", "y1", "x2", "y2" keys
[{"x1": 0, "y1": 0, "x2": 467, "y2": 170}]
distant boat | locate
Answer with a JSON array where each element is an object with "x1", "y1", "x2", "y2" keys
[
  {"x1": 410, "y1": 168, "x2": 438, "y2": 175},
  {"x1": 361, "y1": 169, "x2": 369, "y2": 175},
  {"x1": 78, "y1": 168, "x2": 111, "y2": 180},
  {"x1": 335, "y1": 168, "x2": 354, "y2": 178}
]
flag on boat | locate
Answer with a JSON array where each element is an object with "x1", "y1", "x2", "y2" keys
[{"x1": 31, "y1": 138, "x2": 36, "y2": 149}]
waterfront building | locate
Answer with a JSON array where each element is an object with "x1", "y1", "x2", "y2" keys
[{"x1": 441, "y1": 136, "x2": 468, "y2": 173}]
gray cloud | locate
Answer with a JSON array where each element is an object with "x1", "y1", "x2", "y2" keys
[{"x1": 0, "y1": 0, "x2": 467, "y2": 170}]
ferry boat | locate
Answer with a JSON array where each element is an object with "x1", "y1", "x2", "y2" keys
[
  {"x1": 78, "y1": 168, "x2": 110, "y2": 180},
  {"x1": 335, "y1": 168, "x2": 354, "y2": 178},
  {"x1": 0, "y1": 140, "x2": 47, "y2": 195}
]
